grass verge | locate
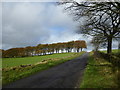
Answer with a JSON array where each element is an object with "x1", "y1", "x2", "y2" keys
[
  {"x1": 2, "y1": 52, "x2": 85, "y2": 86},
  {"x1": 80, "y1": 51, "x2": 118, "y2": 88}
]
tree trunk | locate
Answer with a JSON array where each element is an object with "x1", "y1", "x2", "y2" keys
[
  {"x1": 77, "y1": 48, "x2": 79, "y2": 52},
  {"x1": 68, "y1": 50, "x2": 69, "y2": 53},
  {"x1": 81, "y1": 48, "x2": 83, "y2": 51},
  {"x1": 107, "y1": 37, "x2": 112, "y2": 54},
  {"x1": 118, "y1": 42, "x2": 120, "y2": 50}
]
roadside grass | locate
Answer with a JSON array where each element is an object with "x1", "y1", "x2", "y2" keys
[
  {"x1": 80, "y1": 51, "x2": 118, "y2": 88},
  {"x1": 2, "y1": 52, "x2": 85, "y2": 86}
]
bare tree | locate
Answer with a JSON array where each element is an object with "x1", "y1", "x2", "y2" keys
[
  {"x1": 58, "y1": 1, "x2": 120, "y2": 54},
  {"x1": 91, "y1": 35, "x2": 107, "y2": 51}
]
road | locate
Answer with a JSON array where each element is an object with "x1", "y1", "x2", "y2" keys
[{"x1": 3, "y1": 52, "x2": 89, "y2": 88}]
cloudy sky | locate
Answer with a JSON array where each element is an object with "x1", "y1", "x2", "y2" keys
[{"x1": 1, "y1": 2, "x2": 118, "y2": 51}]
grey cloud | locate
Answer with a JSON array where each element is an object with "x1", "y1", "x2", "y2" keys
[
  {"x1": 2, "y1": 2, "x2": 81, "y2": 50},
  {"x1": 2, "y1": 2, "x2": 118, "y2": 51},
  {"x1": 2, "y1": 2, "x2": 51, "y2": 49}
]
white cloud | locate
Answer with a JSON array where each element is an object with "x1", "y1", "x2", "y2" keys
[
  {"x1": 2, "y1": 2, "x2": 81, "y2": 50},
  {"x1": 2, "y1": 2, "x2": 118, "y2": 51}
]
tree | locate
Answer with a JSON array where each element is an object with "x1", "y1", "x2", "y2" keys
[
  {"x1": 24, "y1": 46, "x2": 34, "y2": 56},
  {"x1": 38, "y1": 44, "x2": 48, "y2": 55},
  {"x1": 59, "y1": 43, "x2": 66, "y2": 53},
  {"x1": 0, "y1": 49, "x2": 4, "y2": 58},
  {"x1": 59, "y1": 1, "x2": 120, "y2": 54},
  {"x1": 73, "y1": 40, "x2": 87, "y2": 52},
  {"x1": 91, "y1": 35, "x2": 107, "y2": 51},
  {"x1": 17, "y1": 48, "x2": 26, "y2": 57},
  {"x1": 54, "y1": 43, "x2": 61, "y2": 53},
  {"x1": 65, "y1": 41, "x2": 74, "y2": 52},
  {"x1": 3, "y1": 48, "x2": 20, "y2": 58},
  {"x1": 48, "y1": 44, "x2": 55, "y2": 54}
]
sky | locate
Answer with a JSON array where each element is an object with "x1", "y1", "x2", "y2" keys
[{"x1": 1, "y1": 2, "x2": 119, "y2": 51}]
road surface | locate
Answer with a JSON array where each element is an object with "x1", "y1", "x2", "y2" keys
[{"x1": 3, "y1": 52, "x2": 89, "y2": 88}]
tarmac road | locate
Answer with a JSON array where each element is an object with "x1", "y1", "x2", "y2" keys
[{"x1": 3, "y1": 52, "x2": 89, "y2": 88}]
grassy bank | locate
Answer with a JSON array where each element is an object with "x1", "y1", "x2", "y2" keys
[
  {"x1": 80, "y1": 51, "x2": 119, "y2": 88},
  {"x1": 2, "y1": 52, "x2": 85, "y2": 85}
]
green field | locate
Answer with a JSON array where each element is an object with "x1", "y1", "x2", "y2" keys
[
  {"x1": 80, "y1": 50, "x2": 120, "y2": 88},
  {"x1": 2, "y1": 52, "x2": 85, "y2": 85},
  {"x1": 101, "y1": 49, "x2": 120, "y2": 53},
  {"x1": 2, "y1": 53, "x2": 80, "y2": 68}
]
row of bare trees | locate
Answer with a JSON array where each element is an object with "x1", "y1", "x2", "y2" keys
[{"x1": 2, "y1": 40, "x2": 87, "y2": 58}]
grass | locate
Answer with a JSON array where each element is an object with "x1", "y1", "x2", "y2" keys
[
  {"x1": 80, "y1": 51, "x2": 118, "y2": 88},
  {"x1": 0, "y1": 58, "x2": 1, "y2": 86},
  {"x1": 101, "y1": 49, "x2": 120, "y2": 53},
  {"x1": 2, "y1": 53, "x2": 81, "y2": 68},
  {"x1": 2, "y1": 52, "x2": 85, "y2": 86},
  {"x1": 112, "y1": 49, "x2": 120, "y2": 53}
]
